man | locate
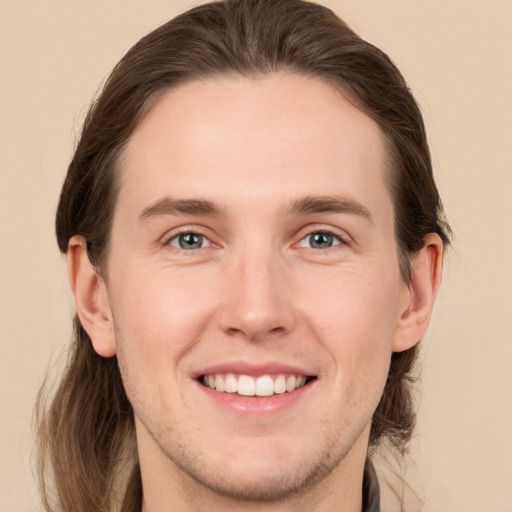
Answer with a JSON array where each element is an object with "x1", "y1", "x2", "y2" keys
[{"x1": 36, "y1": 0, "x2": 450, "y2": 511}]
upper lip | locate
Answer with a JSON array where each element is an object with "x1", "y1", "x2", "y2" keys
[{"x1": 192, "y1": 361, "x2": 316, "y2": 379}]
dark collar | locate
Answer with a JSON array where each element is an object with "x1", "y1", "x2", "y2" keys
[{"x1": 362, "y1": 460, "x2": 380, "y2": 512}]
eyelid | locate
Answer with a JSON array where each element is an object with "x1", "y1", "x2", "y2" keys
[
  {"x1": 159, "y1": 225, "x2": 218, "y2": 249},
  {"x1": 169, "y1": 233, "x2": 211, "y2": 249},
  {"x1": 297, "y1": 233, "x2": 340, "y2": 249},
  {"x1": 157, "y1": 223, "x2": 352, "y2": 250},
  {"x1": 294, "y1": 225, "x2": 352, "y2": 248}
]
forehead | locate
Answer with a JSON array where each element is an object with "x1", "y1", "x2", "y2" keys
[{"x1": 118, "y1": 73, "x2": 392, "y2": 221}]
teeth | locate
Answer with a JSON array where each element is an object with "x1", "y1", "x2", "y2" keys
[
  {"x1": 274, "y1": 374, "x2": 287, "y2": 394},
  {"x1": 225, "y1": 373, "x2": 237, "y2": 393},
  {"x1": 215, "y1": 374, "x2": 225, "y2": 392},
  {"x1": 286, "y1": 375, "x2": 296, "y2": 392},
  {"x1": 201, "y1": 373, "x2": 310, "y2": 396},
  {"x1": 255, "y1": 375, "x2": 274, "y2": 396},
  {"x1": 238, "y1": 375, "x2": 255, "y2": 396}
]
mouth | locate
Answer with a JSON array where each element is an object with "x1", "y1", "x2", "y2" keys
[{"x1": 199, "y1": 372, "x2": 316, "y2": 397}]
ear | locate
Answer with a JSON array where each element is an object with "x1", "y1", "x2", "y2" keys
[
  {"x1": 392, "y1": 233, "x2": 444, "y2": 352},
  {"x1": 67, "y1": 235, "x2": 116, "y2": 357}
]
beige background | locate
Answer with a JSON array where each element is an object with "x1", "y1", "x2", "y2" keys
[{"x1": 1, "y1": 1, "x2": 511, "y2": 510}]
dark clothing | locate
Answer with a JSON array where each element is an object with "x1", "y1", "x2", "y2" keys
[{"x1": 363, "y1": 461, "x2": 381, "y2": 512}]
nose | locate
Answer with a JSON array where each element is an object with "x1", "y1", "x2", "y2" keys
[{"x1": 218, "y1": 251, "x2": 296, "y2": 342}]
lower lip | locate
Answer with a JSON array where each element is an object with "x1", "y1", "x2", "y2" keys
[{"x1": 195, "y1": 380, "x2": 314, "y2": 415}]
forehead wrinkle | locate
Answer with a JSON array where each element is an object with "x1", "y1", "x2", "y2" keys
[
  {"x1": 287, "y1": 195, "x2": 373, "y2": 224},
  {"x1": 138, "y1": 197, "x2": 224, "y2": 222}
]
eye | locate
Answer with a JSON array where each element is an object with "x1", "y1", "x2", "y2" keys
[
  {"x1": 168, "y1": 232, "x2": 211, "y2": 250},
  {"x1": 298, "y1": 231, "x2": 342, "y2": 250}
]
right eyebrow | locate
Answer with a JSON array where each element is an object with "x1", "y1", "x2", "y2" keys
[{"x1": 138, "y1": 197, "x2": 221, "y2": 222}]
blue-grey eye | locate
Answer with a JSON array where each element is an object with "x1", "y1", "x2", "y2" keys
[
  {"x1": 169, "y1": 233, "x2": 209, "y2": 250},
  {"x1": 299, "y1": 232, "x2": 341, "y2": 249}
]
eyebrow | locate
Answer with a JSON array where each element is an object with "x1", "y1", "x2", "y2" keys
[
  {"x1": 138, "y1": 197, "x2": 221, "y2": 222},
  {"x1": 287, "y1": 195, "x2": 373, "y2": 223},
  {"x1": 138, "y1": 194, "x2": 373, "y2": 223}
]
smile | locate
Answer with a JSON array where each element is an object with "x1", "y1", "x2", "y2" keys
[{"x1": 200, "y1": 373, "x2": 314, "y2": 397}]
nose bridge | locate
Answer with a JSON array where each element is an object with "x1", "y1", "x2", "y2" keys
[{"x1": 219, "y1": 241, "x2": 295, "y2": 341}]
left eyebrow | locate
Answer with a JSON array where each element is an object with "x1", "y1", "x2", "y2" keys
[
  {"x1": 138, "y1": 197, "x2": 222, "y2": 222},
  {"x1": 287, "y1": 195, "x2": 373, "y2": 223}
]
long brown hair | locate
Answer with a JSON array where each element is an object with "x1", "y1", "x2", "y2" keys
[{"x1": 36, "y1": 0, "x2": 451, "y2": 510}]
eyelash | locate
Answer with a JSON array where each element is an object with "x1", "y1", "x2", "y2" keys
[
  {"x1": 162, "y1": 227, "x2": 350, "y2": 252},
  {"x1": 296, "y1": 229, "x2": 348, "y2": 251},
  {"x1": 165, "y1": 229, "x2": 213, "y2": 250}
]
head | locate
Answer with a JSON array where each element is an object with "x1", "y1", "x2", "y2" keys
[{"x1": 39, "y1": 0, "x2": 450, "y2": 510}]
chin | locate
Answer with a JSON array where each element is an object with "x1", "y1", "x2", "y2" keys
[
  {"x1": 162, "y1": 436, "x2": 351, "y2": 504},
  {"x1": 180, "y1": 461, "x2": 330, "y2": 503}
]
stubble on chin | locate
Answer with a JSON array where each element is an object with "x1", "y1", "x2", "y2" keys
[{"x1": 145, "y1": 420, "x2": 361, "y2": 506}]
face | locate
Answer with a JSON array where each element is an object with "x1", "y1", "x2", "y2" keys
[{"x1": 101, "y1": 74, "x2": 411, "y2": 502}]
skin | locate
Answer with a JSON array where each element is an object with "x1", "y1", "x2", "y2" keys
[{"x1": 69, "y1": 73, "x2": 443, "y2": 511}]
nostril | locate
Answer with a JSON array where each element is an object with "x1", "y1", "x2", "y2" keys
[{"x1": 269, "y1": 326, "x2": 286, "y2": 335}]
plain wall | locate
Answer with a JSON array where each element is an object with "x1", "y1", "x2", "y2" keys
[{"x1": 1, "y1": 1, "x2": 511, "y2": 510}]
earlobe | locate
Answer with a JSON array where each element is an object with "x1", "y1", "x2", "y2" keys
[
  {"x1": 67, "y1": 235, "x2": 116, "y2": 357},
  {"x1": 392, "y1": 233, "x2": 444, "y2": 352}
]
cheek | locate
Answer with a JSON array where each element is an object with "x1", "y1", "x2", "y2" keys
[
  {"x1": 110, "y1": 271, "x2": 217, "y2": 426},
  {"x1": 109, "y1": 267, "x2": 216, "y2": 381},
  {"x1": 300, "y1": 265, "x2": 400, "y2": 389},
  {"x1": 317, "y1": 279, "x2": 397, "y2": 425},
  {"x1": 302, "y1": 264, "x2": 401, "y2": 342}
]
